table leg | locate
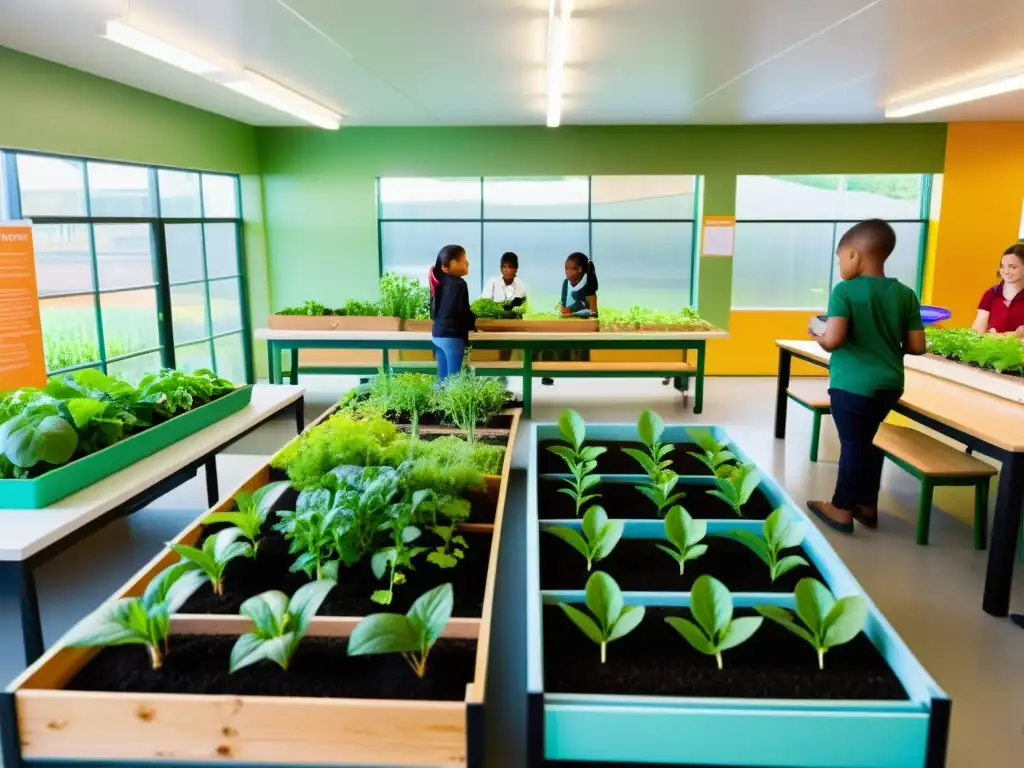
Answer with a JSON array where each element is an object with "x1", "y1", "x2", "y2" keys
[
  {"x1": 774, "y1": 348, "x2": 793, "y2": 439},
  {"x1": 205, "y1": 456, "x2": 219, "y2": 507},
  {"x1": 522, "y1": 350, "x2": 533, "y2": 420},
  {"x1": 693, "y1": 342, "x2": 705, "y2": 415},
  {"x1": 382, "y1": 346, "x2": 392, "y2": 374},
  {"x1": 1011, "y1": 614, "x2": 1024, "y2": 629},
  {"x1": 982, "y1": 451, "x2": 1024, "y2": 617},
  {"x1": 266, "y1": 342, "x2": 277, "y2": 385},
  {"x1": 288, "y1": 349, "x2": 299, "y2": 385},
  {"x1": 0, "y1": 560, "x2": 44, "y2": 666},
  {"x1": 295, "y1": 395, "x2": 305, "y2": 434}
]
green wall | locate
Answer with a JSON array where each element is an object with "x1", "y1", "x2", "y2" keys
[{"x1": 257, "y1": 124, "x2": 947, "y2": 329}]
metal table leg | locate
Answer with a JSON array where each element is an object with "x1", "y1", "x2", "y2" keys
[
  {"x1": 693, "y1": 341, "x2": 705, "y2": 414},
  {"x1": 774, "y1": 347, "x2": 793, "y2": 439},
  {"x1": 982, "y1": 451, "x2": 1024, "y2": 617},
  {"x1": 0, "y1": 560, "x2": 44, "y2": 666},
  {"x1": 295, "y1": 394, "x2": 305, "y2": 434},
  {"x1": 204, "y1": 455, "x2": 219, "y2": 507},
  {"x1": 522, "y1": 350, "x2": 533, "y2": 420}
]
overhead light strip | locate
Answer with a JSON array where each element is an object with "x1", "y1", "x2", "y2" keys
[
  {"x1": 104, "y1": 20, "x2": 221, "y2": 74},
  {"x1": 223, "y1": 71, "x2": 342, "y2": 130},
  {"x1": 546, "y1": 0, "x2": 574, "y2": 128},
  {"x1": 885, "y1": 71, "x2": 1024, "y2": 118}
]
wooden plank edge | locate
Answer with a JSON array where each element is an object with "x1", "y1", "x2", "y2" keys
[{"x1": 169, "y1": 615, "x2": 481, "y2": 640}]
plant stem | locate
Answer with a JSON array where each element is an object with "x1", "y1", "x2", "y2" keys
[
  {"x1": 148, "y1": 644, "x2": 163, "y2": 670},
  {"x1": 715, "y1": 651, "x2": 723, "y2": 670},
  {"x1": 817, "y1": 648, "x2": 825, "y2": 670},
  {"x1": 600, "y1": 641, "x2": 607, "y2": 664},
  {"x1": 411, "y1": 408, "x2": 419, "y2": 441}
]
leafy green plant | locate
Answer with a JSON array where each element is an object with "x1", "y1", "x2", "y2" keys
[
  {"x1": 686, "y1": 428, "x2": 736, "y2": 476},
  {"x1": 171, "y1": 528, "x2": 252, "y2": 596},
  {"x1": 656, "y1": 505, "x2": 707, "y2": 575},
  {"x1": 707, "y1": 463, "x2": 761, "y2": 517},
  {"x1": 558, "y1": 571, "x2": 645, "y2": 664},
  {"x1": 756, "y1": 578, "x2": 868, "y2": 670},
  {"x1": 665, "y1": 575, "x2": 762, "y2": 670},
  {"x1": 274, "y1": 496, "x2": 341, "y2": 580},
  {"x1": 372, "y1": 520, "x2": 427, "y2": 606},
  {"x1": 63, "y1": 562, "x2": 206, "y2": 669},
  {"x1": 348, "y1": 583, "x2": 454, "y2": 678},
  {"x1": 724, "y1": 508, "x2": 809, "y2": 582},
  {"x1": 544, "y1": 505, "x2": 624, "y2": 571},
  {"x1": 276, "y1": 299, "x2": 334, "y2": 316},
  {"x1": 926, "y1": 327, "x2": 1024, "y2": 374},
  {"x1": 431, "y1": 370, "x2": 509, "y2": 443},
  {"x1": 623, "y1": 409, "x2": 673, "y2": 482},
  {"x1": 547, "y1": 409, "x2": 605, "y2": 517},
  {"x1": 599, "y1": 305, "x2": 714, "y2": 332},
  {"x1": 470, "y1": 297, "x2": 527, "y2": 319},
  {"x1": 426, "y1": 525, "x2": 469, "y2": 568},
  {"x1": 203, "y1": 481, "x2": 288, "y2": 554},
  {"x1": 636, "y1": 471, "x2": 686, "y2": 517},
  {"x1": 379, "y1": 272, "x2": 431, "y2": 321},
  {"x1": 229, "y1": 579, "x2": 336, "y2": 672},
  {"x1": 340, "y1": 298, "x2": 384, "y2": 317},
  {"x1": 368, "y1": 371, "x2": 435, "y2": 439}
]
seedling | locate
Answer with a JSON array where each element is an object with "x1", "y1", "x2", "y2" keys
[
  {"x1": 755, "y1": 578, "x2": 868, "y2": 670},
  {"x1": 426, "y1": 525, "x2": 469, "y2": 569},
  {"x1": 203, "y1": 481, "x2": 288, "y2": 554},
  {"x1": 372, "y1": 523, "x2": 427, "y2": 605},
  {"x1": 623, "y1": 409, "x2": 673, "y2": 482},
  {"x1": 273, "y1": 497, "x2": 340, "y2": 581},
  {"x1": 348, "y1": 583, "x2": 454, "y2": 678},
  {"x1": 325, "y1": 464, "x2": 402, "y2": 566},
  {"x1": 707, "y1": 463, "x2": 761, "y2": 517},
  {"x1": 656, "y1": 505, "x2": 707, "y2": 575},
  {"x1": 64, "y1": 562, "x2": 206, "y2": 669},
  {"x1": 636, "y1": 471, "x2": 686, "y2": 517},
  {"x1": 548, "y1": 409, "x2": 605, "y2": 516},
  {"x1": 171, "y1": 527, "x2": 252, "y2": 596},
  {"x1": 665, "y1": 575, "x2": 762, "y2": 670},
  {"x1": 229, "y1": 579, "x2": 336, "y2": 672},
  {"x1": 724, "y1": 508, "x2": 809, "y2": 582},
  {"x1": 544, "y1": 505, "x2": 624, "y2": 571},
  {"x1": 686, "y1": 428, "x2": 736, "y2": 476},
  {"x1": 558, "y1": 571, "x2": 645, "y2": 664}
]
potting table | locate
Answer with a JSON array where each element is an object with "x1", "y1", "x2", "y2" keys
[
  {"x1": 255, "y1": 328, "x2": 727, "y2": 418},
  {"x1": 0, "y1": 385, "x2": 305, "y2": 667},
  {"x1": 774, "y1": 340, "x2": 1024, "y2": 624}
]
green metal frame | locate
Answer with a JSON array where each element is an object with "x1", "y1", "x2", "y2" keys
[{"x1": 785, "y1": 392, "x2": 831, "y2": 462}]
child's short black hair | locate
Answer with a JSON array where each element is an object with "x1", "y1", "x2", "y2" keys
[
  {"x1": 838, "y1": 219, "x2": 897, "y2": 260},
  {"x1": 500, "y1": 251, "x2": 518, "y2": 269},
  {"x1": 437, "y1": 244, "x2": 466, "y2": 268}
]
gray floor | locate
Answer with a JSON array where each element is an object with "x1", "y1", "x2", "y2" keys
[{"x1": 2, "y1": 376, "x2": 1022, "y2": 767}]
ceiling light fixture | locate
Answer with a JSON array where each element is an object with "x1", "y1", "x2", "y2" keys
[
  {"x1": 223, "y1": 70, "x2": 342, "y2": 130},
  {"x1": 885, "y1": 71, "x2": 1024, "y2": 118},
  {"x1": 546, "y1": 0, "x2": 574, "y2": 128},
  {"x1": 103, "y1": 20, "x2": 221, "y2": 75}
]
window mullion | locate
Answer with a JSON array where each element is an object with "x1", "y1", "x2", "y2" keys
[
  {"x1": 81, "y1": 162, "x2": 108, "y2": 375},
  {"x1": 197, "y1": 179, "x2": 216, "y2": 372}
]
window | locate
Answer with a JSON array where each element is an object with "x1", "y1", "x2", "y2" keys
[
  {"x1": 1, "y1": 152, "x2": 250, "y2": 383},
  {"x1": 733, "y1": 174, "x2": 930, "y2": 310},
  {"x1": 378, "y1": 176, "x2": 698, "y2": 311}
]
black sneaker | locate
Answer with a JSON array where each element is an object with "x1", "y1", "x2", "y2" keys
[{"x1": 541, "y1": 377, "x2": 554, "y2": 386}]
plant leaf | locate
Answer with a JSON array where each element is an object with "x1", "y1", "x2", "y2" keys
[
  {"x1": 686, "y1": 543, "x2": 708, "y2": 560},
  {"x1": 637, "y1": 409, "x2": 664, "y2": 448},
  {"x1": 407, "y1": 583, "x2": 454, "y2": 648},
  {"x1": 229, "y1": 632, "x2": 269, "y2": 672},
  {"x1": 558, "y1": 603, "x2": 604, "y2": 646},
  {"x1": 349, "y1": 614, "x2": 419, "y2": 655},
  {"x1": 579, "y1": 473, "x2": 601, "y2": 491},
  {"x1": 691, "y1": 575, "x2": 732, "y2": 639},
  {"x1": 655, "y1": 543, "x2": 683, "y2": 563},
  {"x1": 558, "y1": 409, "x2": 586, "y2": 451},
  {"x1": 755, "y1": 604, "x2": 816, "y2": 647},
  {"x1": 163, "y1": 568, "x2": 208, "y2": 613},
  {"x1": 0, "y1": 413, "x2": 78, "y2": 468},
  {"x1": 822, "y1": 596, "x2": 868, "y2": 648},
  {"x1": 772, "y1": 555, "x2": 809, "y2": 580},
  {"x1": 584, "y1": 571, "x2": 622, "y2": 634},
  {"x1": 665, "y1": 616, "x2": 714, "y2": 655},
  {"x1": 581, "y1": 505, "x2": 608, "y2": 542},
  {"x1": 664, "y1": 506, "x2": 688, "y2": 550},
  {"x1": 608, "y1": 604, "x2": 645, "y2": 641},
  {"x1": 622, "y1": 448, "x2": 655, "y2": 474},
  {"x1": 718, "y1": 616, "x2": 763, "y2": 651},
  {"x1": 579, "y1": 445, "x2": 606, "y2": 462},
  {"x1": 170, "y1": 542, "x2": 217, "y2": 579},
  {"x1": 65, "y1": 397, "x2": 109, "y2": 428},
  {"x1": 288, "y1": 579, "x2": 337, "y2": 636},
  {"x1": 544, "y1": 527, "x2": 591, "y2": 561},
  {"x1": 739, "y1": 468, "x2": 762, "y2": 503},
  {"x1": 592, "y1": 520, "x2": 624, "y2": 561},
  {"x1": 260, "y1": 633, "x2": 298, "y2": 670},
  {"x1": 241, "y1": 590, "x2": 290, "y2": 637},
  {"x1": 547, "y1": 445, "x2": 576, "y2": 463},
  {"x1": 724, "y1": 530, "x2": 771, "y2": 566},
  {"x1": 63, "y1": 600, "x2": 146, "y2": 647},
  {"x1": 794, "y1": 578, "x2": 835, "y2": 637}
]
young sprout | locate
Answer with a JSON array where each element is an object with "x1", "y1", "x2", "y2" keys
[
  {"x1": 371, "y1": 523, "x2": 427, "y2": 605},
  {"x1": 724, "y1": 508, "x2": 809, "y2": 582},
  {"x1": 548, "y1": 409, "x2": 605, "y2": 516},
  {"x1": 665, "y1": 575, "x2": 762, "y2": 670},
  {"x1": 558, "y1": 572, "x2": 645, "y2": 664},
  {"x1": 685, "y1": 428, "x2": 736, "y2": 476},
  {"x1": 707, "y1": 463, "x2": 761, "y2": 517},
  {"x1": 348, "y1": 583, "x2": 454, "y2": 678},
  {"x1": 274, "y1": 492, "x2": 341, "y2": 580},
  {"x1": 635, "y1": 470, "x2": 686, "y2": 517},
  {"x1": 623, "y1": 409, "x2": 673, "y2": 482},
  {"x1": 544, "y1": 505, "x2": 624, "y2": 572},
  {"x1": 203, "y1": 481, "x2": 288, "y2": 554},
  {"x1": 426, "y1": 525, "x2": 469, "y2": 569},
  {"x1": 171, "y1": 527, "x2": 252, "y2": 596},
  {"x1": 229, "y1": 579, "x2": 337, "y2": 672},
  {"x1": 656, "y1": 505, "x2": 708, "y2": 575}
]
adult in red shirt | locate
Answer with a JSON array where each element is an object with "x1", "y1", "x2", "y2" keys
[{"x1": 972, "y1": 244, "x2": 1024, "y2": 337}]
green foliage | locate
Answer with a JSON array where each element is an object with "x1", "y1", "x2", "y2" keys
[
  {"x1": 393, "y1": 435, "x2": 496, "y2": 491},
  {"x1": 724, "y1": 508, "x2": 809, "y2": 582},
  {"x1": 686, "y1": 428, "x2": 736, "y2": 475},
  {"x1": 926, "y1": 327, "x2": 1024, "y2": 374},
  {"x1": 348, "y1": 583, "x2": 454, "y2": 678},
  {"x1": 599, "y1": 305, "x2": 714, "y2": 332},
  {"x1": 426, "y1": 525, "x2": 469, "y2": 569},
  {"x1": 756, "y1": 578, "x2": 868, "y2": 670},
  {"x1": 276, "y1": 300, "x2": 335, "y2": 316},
  {"x1": 44, "y1": 332, "x2": 132, "y2": 372},
  {"x1": 547, "y1": 409, "x2": 606, "y2": 517},
  {"x1": 229, "y1": 579, "x2": 336, "y2": 672},
  {"x1": 277, "y1": 298, "x2": 384, "y2": 317},
  {"x1": 665, "y1": 575, "x2": 762, "y2": 670},
  {"x1": 558, "y1": 572, "x2": 645, "y2": 664},
  {"x1": 470, "y1": 297, "x2": 528, "y2": 319},
  {"x1": 707, "y1": 463, "x2": 761, "y2": 516},
  {"x1": 623, "y1": 409, "x2": 673, "y2": 482},
  {"x1": 379, "y1": 272, "x2": 430, "y2": 321},
  {"x1": 635, "y1": 471, "x2": 686, "y2": 517},
  {"x1": 371, "y1": 519, "x2": 427, "y2": 606},
  {"x1": 430, "y1": 370, "x2": 509, "y2": 443},
  {"x1": 204, "y1": 481, "x2": 288, "y2": 553},
  {"x1": 544, "y1": 506, "x2": 624, "y2": 571},
  {"x1": 63, "y1": 562, "x2": 206, "y2": 669},
  {"x1": 171, "y1": 528, "x2": 252, "y2": 596},
  {"x1": 656, "y1": 506, "x2": 707, "y2": 575},
  {"x1": 366, "y1": 371, "x2": 435, "y2": 438}
]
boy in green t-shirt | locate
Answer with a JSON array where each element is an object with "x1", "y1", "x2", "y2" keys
[{"x1": 807, "y1": 219, "x2": 926, "y2": 533}]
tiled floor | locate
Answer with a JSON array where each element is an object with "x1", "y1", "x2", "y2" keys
[{"x1": 2, "y1": 375, "x2": 1022, "y2": 767}]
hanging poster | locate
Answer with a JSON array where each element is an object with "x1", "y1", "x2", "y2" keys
[
  {"x1": 0, "y1": 221, "x2": 46, "y2": 390},
  {"x1": 701, "y1": 215, "x2": 735, "y2": 257}
]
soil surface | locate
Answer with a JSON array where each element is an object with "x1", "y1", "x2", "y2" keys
[
  {"x1": 536, "y1": 479, "x2": 774, "y2": 520},
  {"x1": 538, "y1": 440, "x2": 710, "y2": 476},
  {"x1": 542, "y1": 606, "x2": 907, "y2": 700},
  {"x1": 539, "y1": 536, "x2": 819, "y2": 593},
  {"x1": 68, "y1": 636, "x2": 475, "y2": 701}
]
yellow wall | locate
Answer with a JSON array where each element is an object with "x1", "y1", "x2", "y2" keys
[{"x1": 707, "y1": 311, "x2": 828, "y2": 376}]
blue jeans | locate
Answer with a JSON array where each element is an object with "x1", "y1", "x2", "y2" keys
[
  {"x1": 432, "y1": 336, "x2": 466, "y2": 381},
  {"x1": 829, "y1": 388, "x2": 902, "y2": 510}
]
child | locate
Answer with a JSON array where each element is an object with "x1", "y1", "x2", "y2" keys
[
  {"x1": 807, "y1": 219, "x2": 926, "y2": 533},
  {"x1": 430, "y1": 244, "x2": 475, "y2": 381},
  {"x1": 541, "y1": 252, "x2": 598, "y2": 385},
  {"x1": 482, "y1": 252, "x2": 527, "y2": 308}
]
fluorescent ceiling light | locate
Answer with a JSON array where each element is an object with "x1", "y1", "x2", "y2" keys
[
  {"x1": 223, "y1": 70, "x2": 341, "y2": 130},
  {"x1": 885, "y1": 72, "x2": 1024, "y2": 118},
  {"x1": 546, "y1": 0, "x2": 574, "y2": 128},
  {"x1": 104, "y1": 20, "x2": 220, "y2": 75}
]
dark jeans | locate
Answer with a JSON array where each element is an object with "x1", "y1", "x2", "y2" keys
[
  {"x1": 829, "y1": 388, "x2": 902, "y2": 511},
  {"x1": 432, "y1": 336, "x2": 466, "y2": 380}
]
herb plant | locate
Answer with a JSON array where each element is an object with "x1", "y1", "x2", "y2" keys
[
  {"x1": 470, "y1": 297, "x2": 528, "y2": 319},
  {"x1": 636, "y1": 471, "x2": 686, "y2": 517},
  {"x1": 656, "y1": 505, "x2": 707, "y2": 575},
  {"x1": 379, "y1": 272, "x2": 431, "y2": 321},
  {"x1": 558, "y1": 572, "x2": 645, "y2": 664},
  {"x1": 665, "y1": 575, "x2": 762, "y2": 670},
  {"x1": 377, "y1": 372, "x2": 435, "y2": 439},
  {"x1": 426, "y1": 525, "x2": 469, "y2": 568},
  {"x1": 372, "y1": 520, "x2": 427, "y2": 606},
  {"x1": 724, "y1": 508, "x2": 809, "y2": 582},
  {"x1": 547, "y1": 409, "x2": 605, "y2": 516},
  {"x1": 323, "y1": 465, "x2": 403, "y2": 566},
  {"x1": 229, "y1": 579, "x2": 337, "y2": 672},
  {"x1": 348, "y1": 583, "x2": 454, "y2": 678},
  {"x1": 544, "y1": 505, "x2": 624, "y2": 571},
  {"x1": 274, "y1": 496, "x2": 342, "y2": 580},
  {"x1": 623, "y1": 409, "x2": 673, "y2": 482},
  {"x1": 598, "y1": 305, "x2": 714, "y2": 332},
  {"x1": 171, "y1": 528, "x2": 252, "y2": 596},
  {"x1": 707, "y1": 463, "x2": 761, "y2": 517},
  {"x1": 926, "y1": 327, "x2": 1024, "y2": 374},
  {"x1": 756, "y1": 578, "x2": 868, "y2": 670},
  {"x1": 686, "y1": 428, "x2": 736, "y2": 476},
  {"x1": 430, "y1": 370, "x2": 508, "y2": 443},
  {"x1": 203, "y1": 481, "x2": 288, "y2": 554}
]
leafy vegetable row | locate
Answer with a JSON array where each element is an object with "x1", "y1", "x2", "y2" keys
[
  {"x1": 276, "y1": 273, "x2": 430, "y2": 321},
  {"x1": 598, "y1": 305, "x2": 715, "y2": 332},
  {"x1": 926, "y1": 327, "x2": 1024, "y2": 374}
]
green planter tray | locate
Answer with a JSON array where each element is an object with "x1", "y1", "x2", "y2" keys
[{"x1": 0, "y1": 385, "x2": 254, "y2": 510}]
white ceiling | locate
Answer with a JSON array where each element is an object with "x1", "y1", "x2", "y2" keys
[{"x1": 2, "y1": 0, "x2": 1024, "y2": 126}]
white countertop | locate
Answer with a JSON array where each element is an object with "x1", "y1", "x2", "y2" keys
[{"x1": 255, "y1": 328, "x2": 729, "y2": 342}]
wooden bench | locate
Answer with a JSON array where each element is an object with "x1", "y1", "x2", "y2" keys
[
  {"x1": 785, "y1": 382, "x2": 831, "y2": 462},
  {"x1": 874, "y1": 423, "x2": 997, "y2": 549}
]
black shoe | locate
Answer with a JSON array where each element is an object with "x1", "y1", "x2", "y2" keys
[
  {"x1": 806, "y1": 501, "x2": 854, "y2": 534},
  {"x1": 541, "y1": 378, "x2": 554, "y2": 386}
]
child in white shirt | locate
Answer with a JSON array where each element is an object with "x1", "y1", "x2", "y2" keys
[{"x1": 481, "y1": 252, "x2": 527, "y2": 307}]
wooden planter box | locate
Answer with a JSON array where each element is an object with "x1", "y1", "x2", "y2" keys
[
  {"x1": 590, "y1": 324, "x2": 710, "y2": 364},
  {"x1": 474, "y1": 318, "x2": 599, "y2": 333},
  {"x1": 526, "y1": 422, "x2": 950, "y2": 768},
  {"x1": 268, "y1": 315, "x2": 401, "y2": 367},
  {"x1": 396, "y1": 318, "x2": 435, "y2": 362}
]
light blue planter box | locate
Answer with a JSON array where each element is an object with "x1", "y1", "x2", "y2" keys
[{"x1": 527, "y1": 422, "x2": 950, "y2": 767}]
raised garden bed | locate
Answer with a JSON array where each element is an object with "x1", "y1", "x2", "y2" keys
[
  {"x1": 268, "y1": 314, "x2": 401, "y2": 366},
  {"x1": 538, "y1": 438, "x2": 709, "y2": 475}
]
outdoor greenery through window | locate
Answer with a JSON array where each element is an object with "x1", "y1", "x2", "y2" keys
[
  {"x1": 732, "y1": 174, "x2": 931, "y2": 309},
  {"x1": 378, "y1": 176, "x2": 698, "y2": 311},
  {"x1": 1, "y1": 150, "x2": 250, "y2": 383}
]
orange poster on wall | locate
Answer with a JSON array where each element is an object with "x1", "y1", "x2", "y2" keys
[{"x1": 0, "y1": 222, "x2": 46, "y2": 390}]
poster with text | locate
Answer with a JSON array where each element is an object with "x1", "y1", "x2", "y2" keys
[{"x1": 0, "y1": 221, "x2": 46, "y2": 390}]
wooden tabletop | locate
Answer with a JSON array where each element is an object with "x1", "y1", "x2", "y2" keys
[
  {"x1": 255, "y1": 328, "x2": 729, "y2": 343},
  {"x1": 0, "y1": 385, "x2": 305, "y2": 561},
  {"x1": 777, "y1": 340, "x2": 1024, "y2": 453}
]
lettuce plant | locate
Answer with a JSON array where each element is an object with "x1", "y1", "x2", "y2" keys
[
  {"x1": 686, "y1": 428, "x2": 736, "y2": 476},
  {"x1": 204, "y1": 481, "x2": 288, "y2": 554},
  {"x1": 636, "y1": 471, "x2": 686, "y2": 517},
  {"x1": 756, "y1": 578, "x2": 868, "y2": 669},
  {"x1": 348, "y1": 583, "x2": 454, "y2": 678},
  {"x1": 323, "y1": 464, "x2": 402, "y2": 566},
  {"x1": 558, "y1": 572, "x2": 645, "y2": 664},
  {"x1": 724, "y1": 508, "x2": 809, "y2": 582},
  {"x1": 665, "y1": 575, "x2": 762, "y2": 669},
  {"x1": 229, "y1": 579, "x2": 336, "y2": 672},
  {"x1": 63, "y1": 562, "x2": 206, "y2": 669},
  {"x1": 544, "y1": 505, "x2": 624, "y2": 571},
  {"x1": 707, "y1": 463, "x2": 761, "y2": 517},
  {"x1": 656, "y1": 505, "x2": 707, "y2": 575},
  {"x1": 623, "y1": 409, "x2": 673, "y2": 482},
  {"x1": 547, "y1": 409, "x2": 605, "y2": 516},
  {"x1": 171, "y1": 528, "x2": 252, "y2": 596}
]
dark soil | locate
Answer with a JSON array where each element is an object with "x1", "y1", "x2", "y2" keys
[
  {"x1": 67, "y1": 635, "x2": 475, "y2": 701},
  {"x1": 539, "y1": 536, "x2": 819, "y2": 593},
  {"x1": 538, "y1": 440, "x2": 710, "y2": 476},
  {"x1": 536, "y1": 479, "x2": 773, "y2": 520},
  {"x1": 543, "y1": 606, "x2": 907, "y2": 700},
  {"x1": 178, "y1": 530, "x2": 492, "y2": 618}
]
